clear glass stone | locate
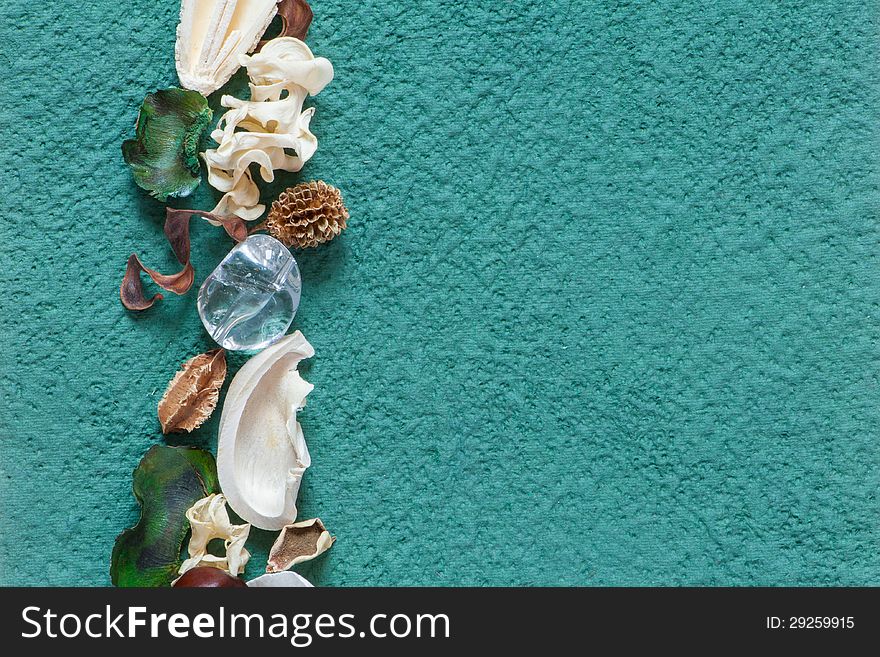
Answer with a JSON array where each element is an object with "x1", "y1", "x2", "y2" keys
[{"x1": 198, "y1": 234, "x2": 302, "y2": 351}]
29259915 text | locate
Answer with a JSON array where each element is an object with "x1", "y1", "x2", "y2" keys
[{"x1": 766, "y1": 616, "x2": 855, "y2": 630}]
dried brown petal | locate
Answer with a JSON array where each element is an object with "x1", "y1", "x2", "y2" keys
[
  {"x1": 120, "y1": 255, "x2": 194, "y2": 311},
  {"x1": 120, "y1": 208, "x2": 247, "y2": 311},
  {"x1": 259, "y1": 0, "x2": 313, "y2": 50},
  {"x1": 266, "y1": 518, "x2": 335, "y2": 573},
  {"x1": 158, "y1": 349, "x2": 227, "y2": 434}
]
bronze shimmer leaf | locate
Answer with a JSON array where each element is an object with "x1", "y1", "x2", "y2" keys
[
  {"x1": 120, "y1": 208, "x2": 247, "y2": 311},
  {"x1": 266, "y1": 518, "x2": 335, "y2": 573},
  {"x1": 259, "y1": 0, "x2": 313, "y2": 49},
  {"x1": 158, "y1": 349, "x2": 227, "y2": 434}
]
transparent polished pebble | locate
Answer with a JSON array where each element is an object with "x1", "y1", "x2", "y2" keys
[{"x1": 198, "y1": 234, "x2": 302, "y2": 351}]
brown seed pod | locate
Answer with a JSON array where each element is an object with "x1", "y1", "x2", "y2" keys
[
  {"x1": 158, "y1": 349, "x2": 227, "y2": 434},
  {"x1": 266, "y1": 518, "x2": 335, "y2": 573},
  {"x1": 264, "y1": 181, "x2": 349, "y2": 249}
]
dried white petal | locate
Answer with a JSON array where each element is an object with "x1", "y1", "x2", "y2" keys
[
  {"x1": 175, "y1": 0, "x2": 279, "y2": 96},
  {"x1": 179, "y1": 494, "x2": 251, "y2": 577},
  {"x1": 247, "y1": 572, "x2": 313, "y2": 587},
  {"x1": 217, "y1": 331, "x2": 315, "y2": 530},
  {"x1": 203, "y1": 37, "x2": 334, "y2": 220}
]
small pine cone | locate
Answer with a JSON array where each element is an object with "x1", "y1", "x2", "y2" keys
[{"x1": 265, "y1": 181, "x2": 349, "y2": 249}]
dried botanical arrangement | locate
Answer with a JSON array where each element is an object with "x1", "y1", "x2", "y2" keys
[{"x1": 113, "y1": 0, "x2": 346, "y2": 588}]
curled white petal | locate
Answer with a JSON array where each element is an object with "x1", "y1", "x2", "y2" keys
[
  {"x1": 203, "y1": 37, "x2": 334, "y2": 220},
  {"x1": 217, "y1": 331, "x2": 315, "y2": 530},
  {"x1": 178, "y1": 494, "x2": 251, "y2": 577}
]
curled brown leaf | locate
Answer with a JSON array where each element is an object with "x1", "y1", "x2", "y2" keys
[
  {"x1": 120, "y1": 255, "x2": 193, "y2": 311},
  {"x1": 259, "y1": 0, "x2": 313, "y2": 49},
  {"x1": 158, "y1": 349, "x2": 227, "y2": 434},
  {"x1": 266, "y1": 518, "x2": 335, "y2": 573},
  {"x1": 120, "y1": 208, "x2": 247, "y2": 311}
]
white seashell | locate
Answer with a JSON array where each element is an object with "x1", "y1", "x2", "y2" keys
[
  {"x1": 203, "y1": 37, "x2": 334, "y2": 220},
  {"x1": 175, "y1": 0, "x2": 280, "y2": 97},
  {"x1": 217, "y1": 331, "x2": 315, "y2": 530},
  {"x1": 247, "y1": 572, "x2": 313, "y2": 587}
]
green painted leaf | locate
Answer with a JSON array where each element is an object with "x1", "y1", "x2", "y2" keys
[
  {"x1": 122, "y1": 88, "x2": 213, "y2": 201},
  {"x1": 110, "y1": 445, "x2": 219, "y2": 587}
]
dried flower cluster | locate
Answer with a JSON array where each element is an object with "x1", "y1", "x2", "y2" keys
[
  {"x1": 266, "y1": 181, "x2": 349, "y2": 248},
  {"x1": 203, "y1": 37, "x2": 334, "y2": 221},
  {"x1": 179, "y1": 494, "x2": 251, "y2": 578}
]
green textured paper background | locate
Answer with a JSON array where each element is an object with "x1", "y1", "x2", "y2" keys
[{"x1": 1, "y1": 1, "x2": 878, "y2": 586}]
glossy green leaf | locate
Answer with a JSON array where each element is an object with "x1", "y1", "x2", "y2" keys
[
  {"x1": 122, "y1": 88, "x2": 213, "y2": 201},
  {"x1": 110, "y1": 445, "x2": 219, "y2": 587}
]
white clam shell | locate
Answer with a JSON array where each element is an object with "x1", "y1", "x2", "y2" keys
[
  {"x1": 217, "y1": 331, "x2": 315, "y2": 530},
  {"x1": 247, "y1": 572, "x2": 313, "y2": 588},
  {"x1": 175, "y1": 0, "x2": 280, "y2": 97}
]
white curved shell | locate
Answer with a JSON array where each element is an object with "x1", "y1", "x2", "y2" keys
[
  {"x1": 247, "y1": 572, "x2": 313, "y2": 587},
  {"x1": 217, "y1": 331, "x2": 315, "y2": 530},
  {"x1": 175, "y1": 0, "x2": 279, "y2": 97}
]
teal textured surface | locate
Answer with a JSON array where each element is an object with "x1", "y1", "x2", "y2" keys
[{"x1": 0, "y1": 1, "x2": 878, "y2": 585}]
